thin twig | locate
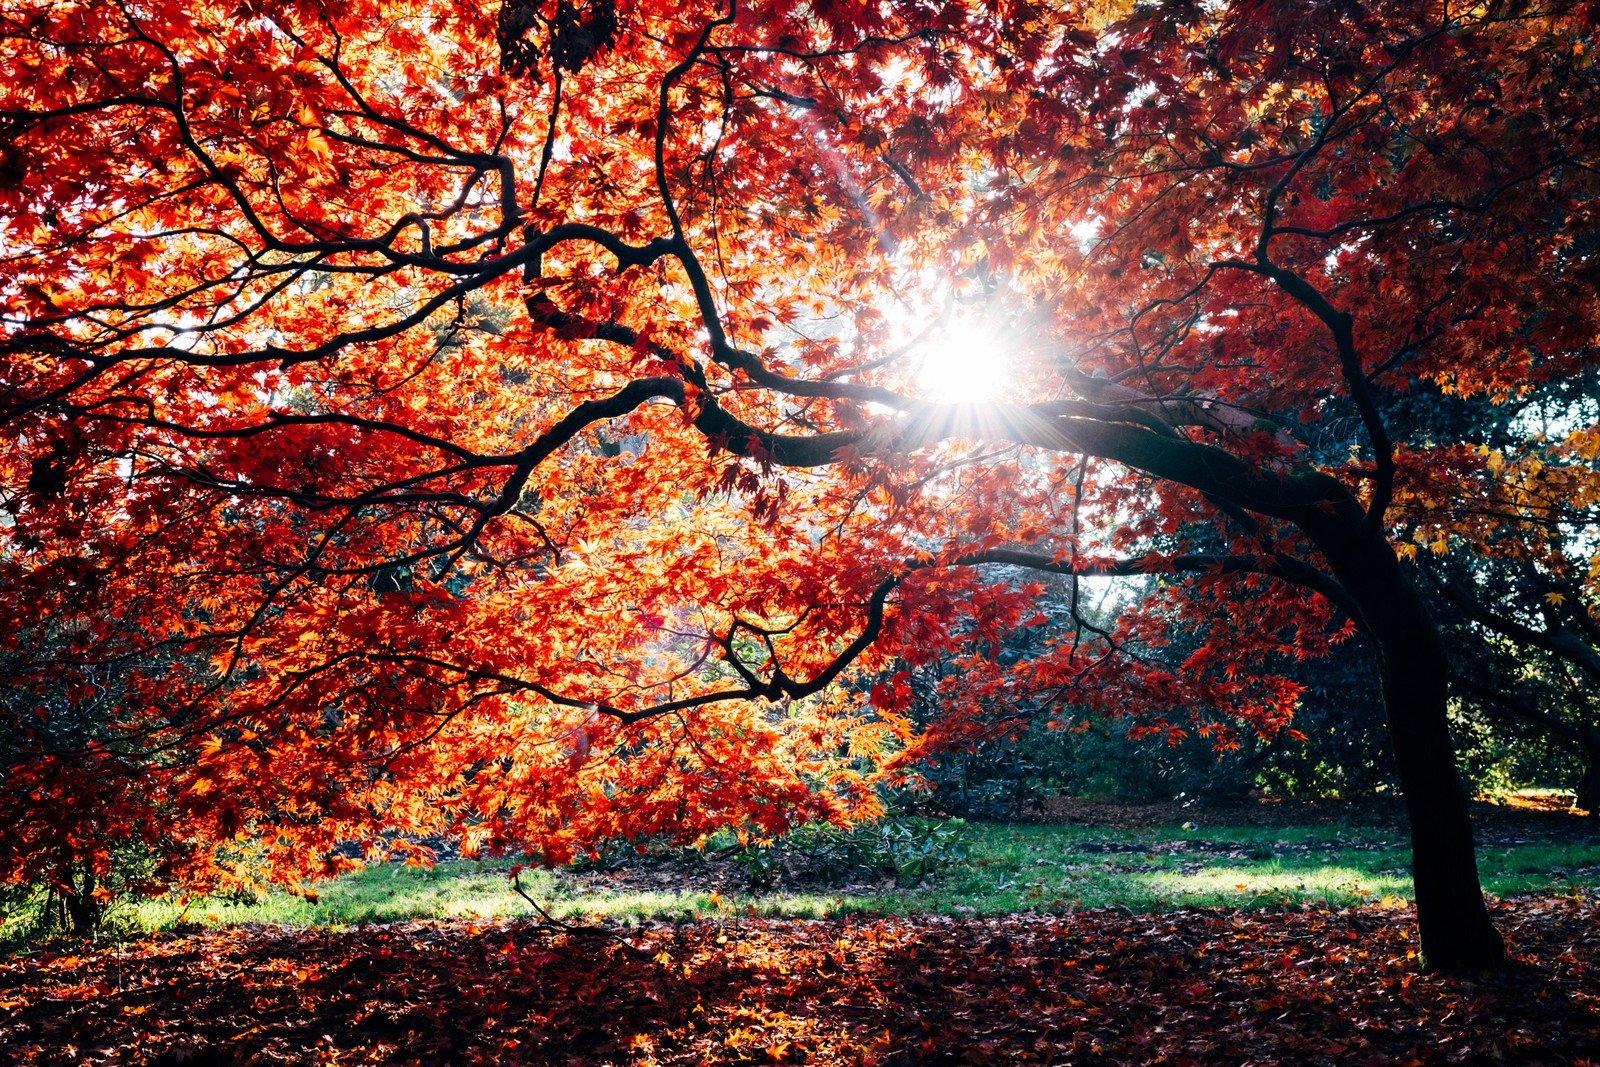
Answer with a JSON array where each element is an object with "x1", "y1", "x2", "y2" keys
[{"x1": 510, "y1": 872, "x2": 650, "y2": 957}]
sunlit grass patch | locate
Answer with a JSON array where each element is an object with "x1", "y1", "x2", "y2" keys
[
  {"x1": 117, "y1": 860, "x2": 555, "y2": 931},
  {"x1": 109, "y1": 865, "x2": 916, "y2": 935},
  {"x1": 1127, "y1": 865, "x2": 1413, "y2": 908}
]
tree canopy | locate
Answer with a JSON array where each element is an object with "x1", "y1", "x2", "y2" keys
[{"x1": 2, "y1": 0, "x2": 1597, "y2": 968}]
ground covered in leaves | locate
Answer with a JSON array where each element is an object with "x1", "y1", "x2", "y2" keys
[{"x1": 4, "y1": 895, "x2": 1598, "y2": 1066}]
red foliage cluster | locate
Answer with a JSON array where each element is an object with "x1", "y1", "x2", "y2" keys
[{"x1": 3, "y1": 897, "x2": 1598, "y2": 1065}]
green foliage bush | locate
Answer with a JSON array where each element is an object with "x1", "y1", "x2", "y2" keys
[
  {"x1": 734, "y1": 817, "x2": 967, "y2": 888},
  {"x1": 0, "y1": 837, "x2": 176, "y2": 948},
  {"x1": 902, "y1": 717, "x2": 1260, "y2": 814},
  {"x1": 1448, "y1": 704, "x2": 1582, "y2": 800}
]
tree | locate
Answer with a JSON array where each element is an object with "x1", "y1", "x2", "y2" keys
[{"x1": 3, "y1": 0, "x2": 1597, "y2": 969}]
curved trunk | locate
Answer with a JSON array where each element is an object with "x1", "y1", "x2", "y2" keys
[
  {"x1": 1318, "y1": 529, "x2": 1505, "y2": 971},
  {"x1": 1376, "y1": 629, "x2": 1505, "y2": 970}
]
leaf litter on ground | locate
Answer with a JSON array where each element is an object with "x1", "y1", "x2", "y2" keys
[{"x1": 3, "y1": 894, "x2": 1598, "y2": 1066}]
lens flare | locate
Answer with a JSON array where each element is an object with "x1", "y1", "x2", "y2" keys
[{"x1": 913, "y1": 319, "x2": 1011, "y2": 403}]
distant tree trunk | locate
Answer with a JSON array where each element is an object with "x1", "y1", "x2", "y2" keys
[
  {"x1": 1316, "y1": 527, "x2": 1505, "y2": 972},
  {"x1": 52, "y1": 862, "x2": 101, "y2": 937}
]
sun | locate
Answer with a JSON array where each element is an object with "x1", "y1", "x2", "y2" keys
[{"x1": 913, "y1": 317, "x2": 1012, "y2": 403}]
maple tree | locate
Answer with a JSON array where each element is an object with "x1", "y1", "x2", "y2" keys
[{"x1": 2, "y1": 0, "x2": 1598, "y2": 971}]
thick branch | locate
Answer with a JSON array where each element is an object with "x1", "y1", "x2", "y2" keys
[{"x1": 1427, "y1": 570, "x2": 1600, "y2": 687}]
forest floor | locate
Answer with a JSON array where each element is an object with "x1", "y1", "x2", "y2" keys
[{"x1": 3, "y1": 797, "x2": 1599, "y2": 1065}]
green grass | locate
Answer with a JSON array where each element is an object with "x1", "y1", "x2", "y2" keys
[{"x1": 13, "y1": 820, "x2": 1600, "y2": 944}]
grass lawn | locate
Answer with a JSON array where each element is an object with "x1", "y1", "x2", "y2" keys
[{"x1": 66, "y1": 807, "x2": 1600, "y2": 939}]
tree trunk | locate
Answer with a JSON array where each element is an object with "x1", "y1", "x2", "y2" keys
[
  {"x1": 52, "y1": 863, "x2": 101, "y2": 937},
  {"x1": 63, "y1": 888, "x2": 98, "y2": 937},
  {"x1": 1578, "y1": 763, "x2": 1600, "y2": 818},
  {"x1": 1375, "y1": 634, "x2": 1504, "y2": 970},
  {"x1": 1576, "y1": 731, "x2": 1600, "y2": 818},
  {"x1": 1318, "y1": 528, "x2": 1505, "y2": 971}
]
